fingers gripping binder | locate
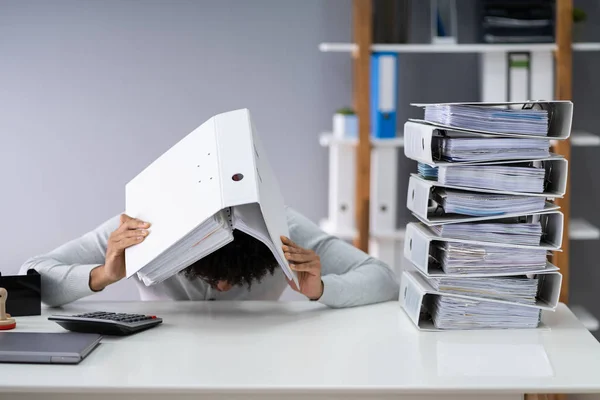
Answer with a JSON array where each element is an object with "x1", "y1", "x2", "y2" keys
[{"x1": 125, "y1": 109, "x2": 297, "y2": 287}]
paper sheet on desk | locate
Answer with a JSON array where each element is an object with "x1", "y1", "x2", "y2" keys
[{"x1": 436, "y1": 342, "x2": 553, "y2": 377}]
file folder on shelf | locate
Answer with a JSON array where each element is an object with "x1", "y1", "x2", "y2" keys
[
  {"x1": 125, "y1": 108, "x2": 297, "y2": 286},
  {"x1": 327, "y1": 143, "x2": 356, "y2": 231},
  {"x1": 407, "y1": 175, "x2": 559, "y2": 225},
  {"x1": 403, "y1": 222, "x2": 560, "y2": 277},
  {"x1": 370, "y1": 146, "x2": 398, "y2": 233},
  {"x1": 399, "y1": 270, "x2": 554, "y2": 331},
  {"x1": 409, "y1": 100, "x2": 573, "y2": 140},
  {"x1": 370, "y1": 52, "x2": 398, "y2": 139},
  {"x1": 508, "y1": 53, "x2": 531, "y2": 103},
  {"x1": 403, "y1": 120, "x2": 552, "y2": 165},
  {"x1": 410, "y1": 157, "x2": 568, "y2": 198}
]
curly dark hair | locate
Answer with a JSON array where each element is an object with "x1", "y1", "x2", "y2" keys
[{"x1": 182, "y1": 229, "x2": 278, "y2": 289}]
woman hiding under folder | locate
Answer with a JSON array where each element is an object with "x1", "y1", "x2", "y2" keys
[{"x1": 19, "y1": 207, "x2": 399, "y2": 308}]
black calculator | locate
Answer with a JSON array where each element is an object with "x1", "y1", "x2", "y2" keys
[{"x1": 48, "y1": 311, "x2": 163, "y2": 336}]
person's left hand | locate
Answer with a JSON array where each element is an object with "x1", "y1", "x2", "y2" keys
[{"x1": 281, "y1": 236, "x2": 324, "y2": 300}]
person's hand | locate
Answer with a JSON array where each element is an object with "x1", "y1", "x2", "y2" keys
[
  {"x1": 90, "y1": 214, "x2": 150, "y2": 291},
  {"x1": 281, "y1": 236, "x2": 323, "y2": 300}
]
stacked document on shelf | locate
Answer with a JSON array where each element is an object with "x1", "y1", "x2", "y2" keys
[
  {"x1": 432, "y1": 188, "x2": 547, "y2": 217},
  {"x1": 438, "y1": 163, "x2": 546, "y2": 193},
  {"x1": 425, "y1": 275, "x2": 540, "y2": 305},
  {"x1": 431, "y1": 296, "x2": 542, "y2": 330},
  {"x1": 422, "y1": 103, "x2": 549, "y2": 136},
  {"x1": 436, "y1": 242, "x2": 548, "y2": 275},
  {"x1": 429, "y1": 218, "x2": 543, "y2": 246},
  {"x1": 436, "y1": 137, "x2": 550, "y2": 162}
]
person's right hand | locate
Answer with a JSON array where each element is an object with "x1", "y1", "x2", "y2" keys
[{"x1": 89, "y1": 214, "x2": 151, "y2": 291}]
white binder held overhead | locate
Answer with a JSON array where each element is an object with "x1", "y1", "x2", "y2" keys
[{"x1": 124, "y1": 109, "x2": 297, "y2": 287}]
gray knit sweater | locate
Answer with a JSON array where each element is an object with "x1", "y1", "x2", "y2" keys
[{"x1": 20, "y1": 206, "x2": 399, "y2": 308}]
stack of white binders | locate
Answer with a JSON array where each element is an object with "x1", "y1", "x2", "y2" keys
[{"x1": 399, "y1": 100, "x2": 573, "y2": 331}]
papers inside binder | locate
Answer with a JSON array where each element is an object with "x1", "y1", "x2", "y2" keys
[
  {"x1": 423, "y1": 103, "x2": 549, "y2": 136},
  {"x1": 136, "y1": 210, "x2": 234, "y2": 286},
  {"x1": 135, "y1": 204, "x2": 289, "y2": 286}
]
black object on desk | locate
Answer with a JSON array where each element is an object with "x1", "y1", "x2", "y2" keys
[
  {"x1": 49, "y1": 311, "x2": 163, "y2": 336},
  {"x1": 0, "y1": 269, "x2": 41, "y2": 316}
]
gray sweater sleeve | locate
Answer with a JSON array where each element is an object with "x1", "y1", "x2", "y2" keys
[
  {"x1": 19, "y1": 215, "x2": 120, "y2": 307},
  {"x1": 286, "y1": 207, "x2": 399, "y2": 308}
]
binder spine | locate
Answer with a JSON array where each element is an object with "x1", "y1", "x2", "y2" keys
[
  {"x1": 406, "y1": 176, "x2": 433, "y2": 221},
  {"x1": 328, "y1": 144, "x2": 356, "y2": 231},
  {"x1": 370, "y1": 147, "x2": 398, "y2": 233},
  {"x1": 403, "y1": 121, "x2": 436, "y2": 164},
  {"x1": 400, "y1": 271, "x2": 425, "y2": 327},
  {"x1": 404, "y1": 224, "x2": 432, "y2": 275},
  {"x1": 370, "y1": 52, "x2": 398, "y2": 139}
]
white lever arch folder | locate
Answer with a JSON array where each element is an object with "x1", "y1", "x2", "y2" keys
[{"x1": 124, "y1": 109, "x2": 297, "y2": 286}]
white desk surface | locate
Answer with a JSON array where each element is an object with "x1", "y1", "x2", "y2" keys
[{"x1": 2, "y1": 301, "x2": 600, "y2": 397}]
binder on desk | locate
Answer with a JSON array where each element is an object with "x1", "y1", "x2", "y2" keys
[
  {"x1": 403, "y1": 121, "x2": 552, "y2": 164},
  {"x1": 409, "y1": 100, "x2": 573, "y2": 140},
  {"x1": 399, "y1": 270, "x2": 555, "y2": 331},
  {"x1": 125, "y1": 108, "x2": 298, "y2": 287},
  {"x1": 370, "y1": 52, "x2": 398, "y2": 139},
  {"x1": 421, "y1": 271, "x2": 562, "y2": 309},
  {"x1": 409, "y1": 157, "x2": 568, "y2": 198},
  {"x1": 403, "y1": 222, "x2": 560, "y2": 277},
  {"x1": 406, "y1": 175, "x2": 559, "y2": 225}
]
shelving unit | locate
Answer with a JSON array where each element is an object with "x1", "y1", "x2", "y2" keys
[{"x1": 320, "y1": 1, "x2": 600, "y2": 341}]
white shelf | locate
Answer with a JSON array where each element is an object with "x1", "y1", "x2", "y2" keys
[
  {"x1": 571, "y1": 305, "x2": 600, "y2": 332},
  {"x1": 570, "y1": 218, "x2": 600, "y2": 240},
  {"x1": 319, "y1": 42, "x2": 600, "y2": 54},
  {"x1": 572, "y1": 42, "x2": 600, "y2": 51},
  {"x1": 319, "y1": 133, "x2": 404, "y2": 148},
  {"x1": 571, "y1": 131, "x2": 600, "y2": 147},
  {"x1": 321, "y1": 131, "x2": 599, "y2": 148},
  {"x1": 319, "y1": 219, "x2": 405, "y2": 241},
  {"x1": 322, "y1": 218, "x2": 596, "y2": 241}
]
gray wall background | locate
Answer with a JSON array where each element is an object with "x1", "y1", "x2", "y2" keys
[{"x1": 1, "y1": 0, "x2": 600, "y2": 334}]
